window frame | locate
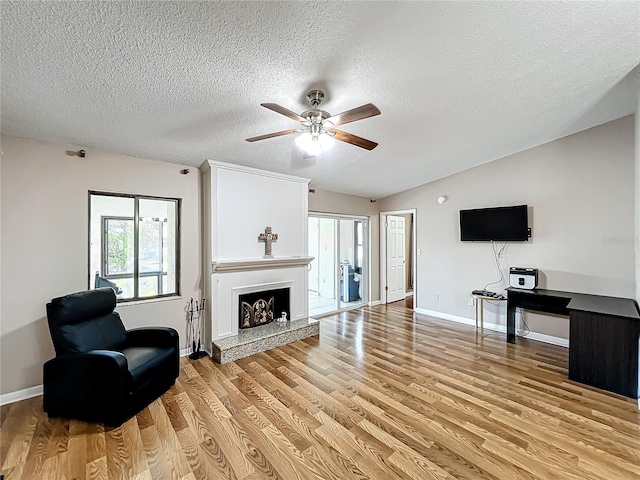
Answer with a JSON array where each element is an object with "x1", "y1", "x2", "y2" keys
[
  {"x1": 102, "y1": 215, "x2": 134, "y2": 278},
  {"x1": 354, "y1": 220, "x2": 364, "y2": 273},
  {"x1": 89, "y1": 190, "x2": 181, "y2": 303}
]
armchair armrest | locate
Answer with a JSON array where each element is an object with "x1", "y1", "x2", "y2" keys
[
  {"x1": 43, "y1": 350, "x2": 129, "y2": 415},
  {"x1": 125, "y1": 327, "x2": 179, "y2": 350}
]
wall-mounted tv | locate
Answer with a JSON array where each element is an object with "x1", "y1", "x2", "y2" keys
[{"x1": 460, "y1": 205, "x2": 529, "y2": 242}]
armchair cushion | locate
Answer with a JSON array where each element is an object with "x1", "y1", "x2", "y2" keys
[
  {"x1": 47, "y1": 288, "x2": 127, "y2": 355},
  {"x1": 120, "y1": 346, "x2": 175, "y2": 388},
  {"x1": 125, "y1": 327, "x2": 179, "y2": 349}
]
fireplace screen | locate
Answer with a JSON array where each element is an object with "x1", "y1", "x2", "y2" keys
[{"x1": 239, "y1": 287, "x2": 290, "y2": 329}]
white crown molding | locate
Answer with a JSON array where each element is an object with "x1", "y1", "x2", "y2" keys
[
  {"x1": 202, "y1": 159, "x2": 311, "y2": 184},
  {"x1": 212, "y1": 256, "x2": 314, "y2": 273}
]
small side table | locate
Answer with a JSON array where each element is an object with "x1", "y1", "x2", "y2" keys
[{"x1": 472, "y1": 293, "x2": 506, "y2": 332}]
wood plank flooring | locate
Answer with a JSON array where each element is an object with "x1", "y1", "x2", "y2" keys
[{"x1": 2, "y1": 302, "x2": 639, "y2": 479}]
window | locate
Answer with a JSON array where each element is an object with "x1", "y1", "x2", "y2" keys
[{"x1": 89, "y1": 192, "x2": 180, "y2": 301}]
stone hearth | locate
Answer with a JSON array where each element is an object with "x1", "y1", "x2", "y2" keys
[{"x1": 211, "y1": 317, "x2": 319, "y2": 364}]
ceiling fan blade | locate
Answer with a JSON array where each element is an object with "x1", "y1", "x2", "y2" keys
[
  {"x1": 325, "y1": 103, "x2": 381, "y2": 127},
  {"x1": 246, "y1": 129, "x2": 299, "y2": 142},
  {"x1": 330, "y1": 130, "x2": 378, "y2": 150},
  {"x1": 261, "y1": 103, "x2": 307, "y2": 123}
]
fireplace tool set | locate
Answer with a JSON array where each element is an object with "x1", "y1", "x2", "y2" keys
[{"x1": 188, "y1": 298, "x2": 207, "y2": 359}]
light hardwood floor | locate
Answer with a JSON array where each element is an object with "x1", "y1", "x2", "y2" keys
[{"x1": 2, "y1": 302, "x2": 639, "y2": 479}]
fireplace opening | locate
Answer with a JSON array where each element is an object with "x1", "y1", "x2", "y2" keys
[{"x1": 239, "y1": 287, "x2": 290, "y2": 329}]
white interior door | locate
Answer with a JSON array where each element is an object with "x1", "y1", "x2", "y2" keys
[{"x1": 386, "y1": 215, "x2": 406, "y2": 303}]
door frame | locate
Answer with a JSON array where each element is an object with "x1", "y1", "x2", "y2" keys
[
  {"x1": 379, "y1": 209, "x2": 417, "y2": 307},
  {"x1": 309, "y1": 212, "x2": 369, "y2": 314}
]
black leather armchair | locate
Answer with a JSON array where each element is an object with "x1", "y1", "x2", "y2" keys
[{"x1": 43, "y1": 288, "x2": 179, "y2": 426}]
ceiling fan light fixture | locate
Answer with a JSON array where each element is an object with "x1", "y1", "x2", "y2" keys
[
  {"x1": 307, "y1": 138, "x2": 322, "y2": 156},
  {"x1": 319, "y1": 132, "x2": 335, "y2": 151},
  {"x1": 295, "y1": 131, "x2": 335, "y2": 155},
  {"x1": 295, "y1": 131, "x2": 312, "y2": 151}
]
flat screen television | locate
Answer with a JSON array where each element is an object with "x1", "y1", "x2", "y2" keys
[{"x1": 460, "y1": 205, "x2": 529, "y2": 241}]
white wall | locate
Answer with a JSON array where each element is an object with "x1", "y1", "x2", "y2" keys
[
  {"x1": 210, "y1": 165, "x2": 308, "y2": 260},
  {"x1": 0, "y1": 135, "x2": 202, "y2": 395},
  {"x1": 636, "y1": 91, "x2": 640, "y2": 304},
  {"x1": 379, "y1": 116, "x2": 636, "y2": 340},
  {"x1": 309, "y1": 190, "x2": 381, "y2": 302}
]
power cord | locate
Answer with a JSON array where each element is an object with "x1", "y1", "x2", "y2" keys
[
  {"x1": 476, "y1": 241, "x2": 514, "y2": 340},
  {"x1": 479, "y1": 297, "x2": 508, "y2": 339},
  {"x1": 483, "y1": 241, "x2": 507, "y2": 292},
  {"x1": 478, "y1": 304, "x2": 530, "y2": 340},
  {"x1": 516, "y1": 307, "x2": 530, "y2": 337}
]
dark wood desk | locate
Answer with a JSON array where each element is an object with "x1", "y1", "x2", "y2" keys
[{"x1": 507, "y1": 288, "x2": 640, "y2": 399}]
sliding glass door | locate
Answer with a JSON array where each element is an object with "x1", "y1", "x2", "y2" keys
[{"x1": 308, "y1": 214, "x2": 367, "y2": 317}]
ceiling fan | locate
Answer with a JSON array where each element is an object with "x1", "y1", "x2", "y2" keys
[{"x1": 246, "y1": 90, "x2": 381, "y2": 156}]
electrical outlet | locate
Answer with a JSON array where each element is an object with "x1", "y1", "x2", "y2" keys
[
  {"x1": 417, "y1": 249, "x2": 422, "y2": 255},
  {"x1": 435, "y1": 293, "x2": 439, "y2": 301},
  {"x1": 468, "y1": 297, "x2": 474, "y2": 306}
]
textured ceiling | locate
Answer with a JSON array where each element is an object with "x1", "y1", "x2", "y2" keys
[{"x1": 1, "y1": 1, "x2": 639, "y2": 198}]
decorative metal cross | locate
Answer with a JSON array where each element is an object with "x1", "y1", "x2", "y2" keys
[{"x1": 258, "y1": 226, "x2": 278, "y2": 259}]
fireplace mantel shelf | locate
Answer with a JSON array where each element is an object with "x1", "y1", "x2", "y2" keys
[{"x1": 212, "y1": 256, "x2": 314, "y2": 273}]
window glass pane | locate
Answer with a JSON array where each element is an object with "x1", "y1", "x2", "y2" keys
[
  {"x1": 90, "y1": 195, "x2": 134, "y2": 300},
  {"x1": 139, "y1": 220, "x2": 162, "y2": 273},
  {"x1": 90, "y1": 193, "x2": 179, "y2": 301},
  {"x1": 139, "y1": 198, "x2": 177, "y2": 296},
  {"x1": 116, "y1": 277, "x2": 135, "y2": 299},
  {"x1": 138, "y1": 274, "x2": 159, "y2": 298},
  {"x1": 106, "y1": 218, "x2": 134, "y2": 275}
]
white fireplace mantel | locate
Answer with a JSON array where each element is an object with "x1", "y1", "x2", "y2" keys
[{"x1": 212, "y1": 256, "x2": 314, "y2": 273}]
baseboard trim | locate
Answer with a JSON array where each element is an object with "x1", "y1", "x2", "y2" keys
[
  {"x1": 368, "y1": 300, "x2": 382, "y2": 307},
  {"x1": 0, "y1": 385, "x2": 43, "y2": 406},
  {"x1": 1, "y1": 347, "x2": 198, "y2": 406},
  {"x1": 405, "y1": 291, "x2": 414, "y2": 298},
  {"x1": 414, "y1": 308, "x2": 568, "y2": 348},
  {"x1": 525, "y1": 332, "x2": 569, "y2": 348},
  {"x1": 415, "y1": 308, "x2": 504, "y2": 331}
]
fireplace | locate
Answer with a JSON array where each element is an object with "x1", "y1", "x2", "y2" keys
[
  {"x1": 236, "y1": 283, "x2": 291, "y2": 330},
  {"x1": 202, "y1": 161, "x2": 316, "y2": 357}
]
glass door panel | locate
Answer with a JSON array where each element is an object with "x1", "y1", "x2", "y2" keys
[
  {"x1": 308, "y1": 217, "x2": 338, "y2": 317},
  {"x1": 339, "y1": 219, "x2": 365, "y2": 309},
  {"x1": 309, "y1": 215, "x2": 367, "y2": 317}
]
